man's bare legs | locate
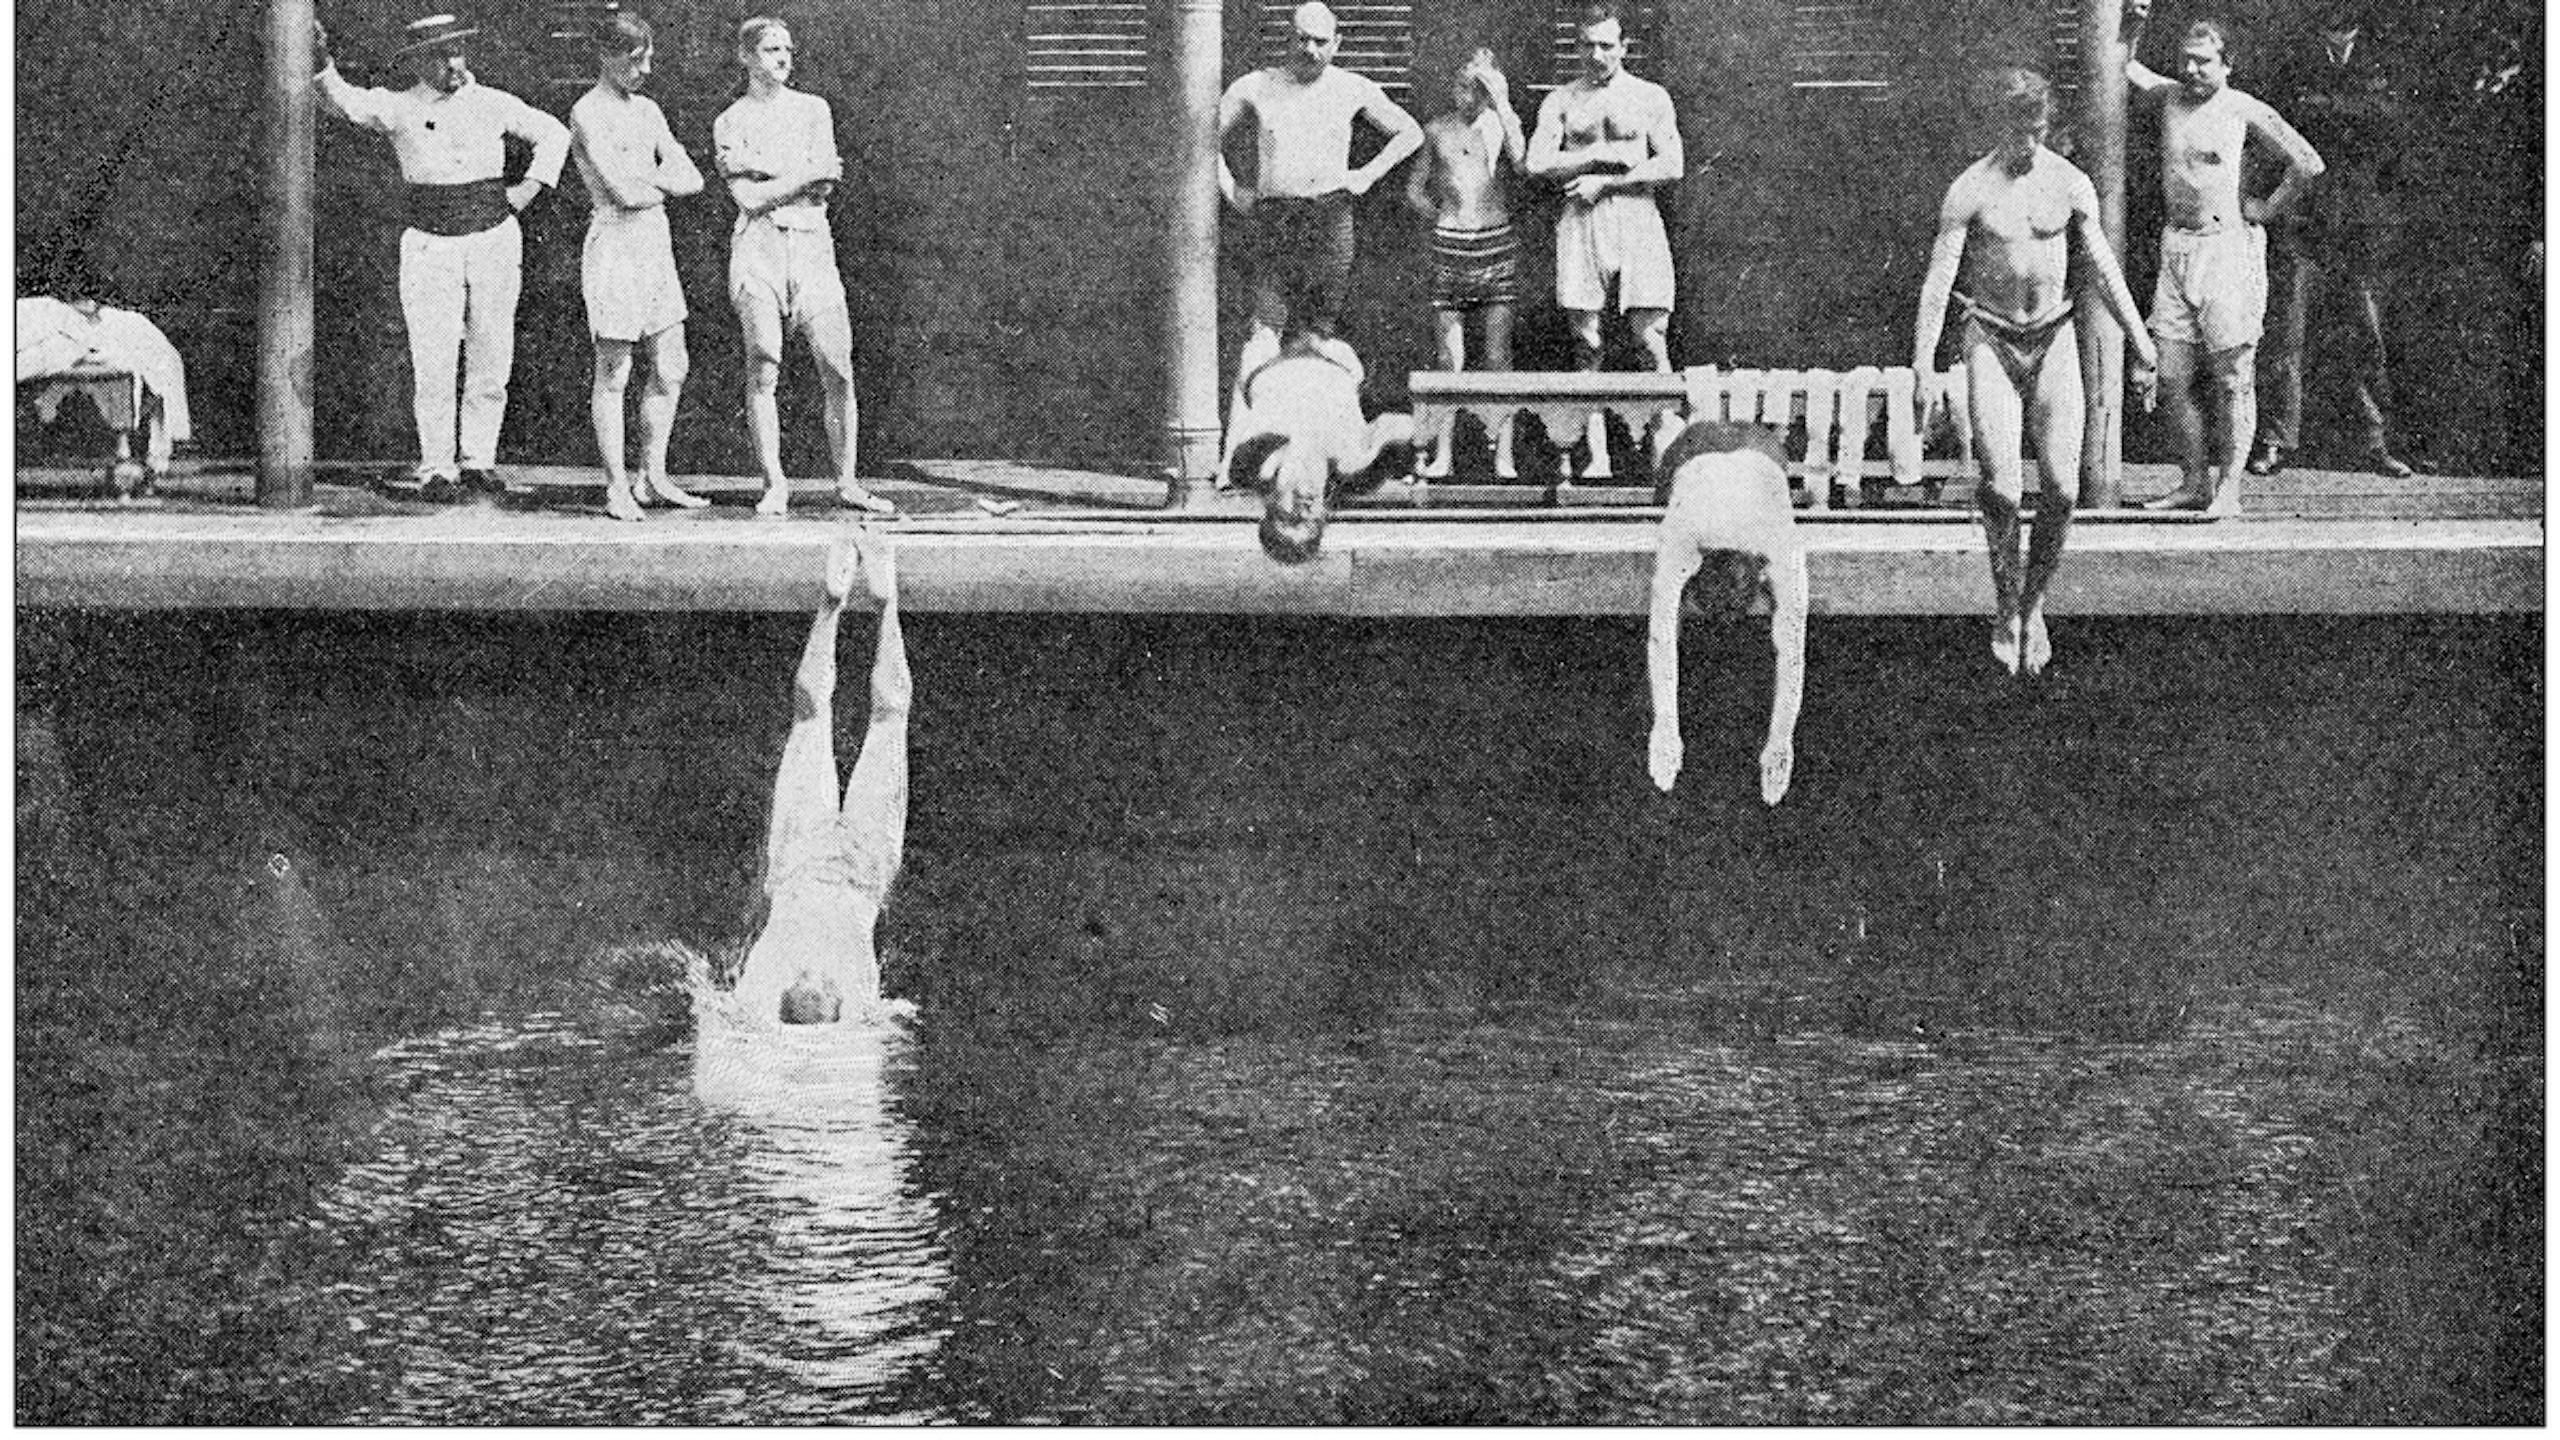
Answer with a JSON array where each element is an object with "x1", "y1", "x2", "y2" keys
[
  {"x1": 635, "y1": 325, "x2": 706, "y2": 509},
  {"x1": 835, "y1": 531, "x2": 907, "y2": 893},
  {"x1": 805, "y1": 302, "x2": 891, "y2": 514},
  {"x1": 2148, "y1": 336, "x2": 2247, "y2": 515},
  {"x1": 2205, "y1": 342, "x2": 2253, "y2": 516},
  {"x1": 591, "y1": 339, "x2": 647, "y2": 522},
  {"x1": 1569, "y1": 309, "x2": 1611, "y2": 477},
  {"x1": 2017, "y1": 335, "x2": 2086, "y2": 675},
  {"x1": 1965, "y1": 336, "x2": 2032, "y2": 674},
  {"x1": 740, "y1": 295, "x2": 794, "y2": 517},
  {"x1": 757, "y1": 532, "x2": 904, "y2": 1023},
  {"x1": 1422, "y1": 303, "x2": 1518, "y2": 478},
  {"x1": 1569, "y1": 306, "x2": 1671, "y2": 478}
]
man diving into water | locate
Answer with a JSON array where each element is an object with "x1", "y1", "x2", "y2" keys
[
  {"x1": 1644, "y1": 419, "x2": 1807, "y2": 806},
  {"x1": 732, "y1": 530, "x2": 908, "y2": 1026},
  {"x1": 1913, "y1": 67, "x2": 2157, "y2": 676}
]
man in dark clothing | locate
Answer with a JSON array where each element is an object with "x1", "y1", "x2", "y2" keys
[{"x1": 2247, "y1": 2, "x2": 2414, "y2": 478}]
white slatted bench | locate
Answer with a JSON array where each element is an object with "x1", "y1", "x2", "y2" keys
[{"x1": 1409, "y1": 365, "x2": 2064, "y2": 510}]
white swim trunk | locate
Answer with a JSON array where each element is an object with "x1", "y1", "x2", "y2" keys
[
  {"x1": 1556, "y1": 193, "x2": 1676, "y2": 313},
  {"x1": 728, "y1": 218, "x2": 847, "y2": 327},
  {"x1": 2150, "y1": 222, "x2": 2267, "y2": 354},
  {"x1": 581, "y1": 206, "x2": 687, "y2": 343}
]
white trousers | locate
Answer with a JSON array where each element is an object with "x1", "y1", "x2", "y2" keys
[{"x1": 398, "y1": 216, "x2": 521, "y2": 476}]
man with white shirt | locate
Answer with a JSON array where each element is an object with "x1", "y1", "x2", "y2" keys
[{"x1": 317, "y1": 12, "x2": 568, "y2": 501}]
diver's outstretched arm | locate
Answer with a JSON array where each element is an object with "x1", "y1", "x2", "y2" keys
[
  {"x1": 1761, "y1": 548, "x2": 1807, "y2": 806},
  {"x1": 1646, "y1": 516, "x2": 1705, "y2": 793},
  {"x1": 836, "y1": 531, "x2": 908, "y2": 900}
]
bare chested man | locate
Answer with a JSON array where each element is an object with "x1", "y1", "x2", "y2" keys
[
  {"x1": 571, "y1": 12, "x2": 708, "y2": 523},
  {"x1": 734, "y1": 531, "x2": 907, "y2": 1027},
  {"x1": 1529, "y1": 4, "x2": 1683, "y2": 376},
  {"x1": 1218, "y1": 2, "x2": 1422, "y2": 378},
  {"x1": 1406, "y1": 48, "x2": 1526, "y2": 476},
  {"x1": 2124, "y1": 3, "x2": 2324, "y2": 514},
  {"x1": 1644, "y1": 420, "x2": 1806, "y2": 806},
  {"x1": 1914, "y1": 68, "x2": 2158, "y2": 676}
]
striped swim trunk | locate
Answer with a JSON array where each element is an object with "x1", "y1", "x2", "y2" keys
[{"x1": 1431, "y1": 222, "x2": 1521, "y2": 311}]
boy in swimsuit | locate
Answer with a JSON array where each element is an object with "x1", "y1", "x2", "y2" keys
[
  {"x1": 1913, "y1": 68, "x2": 2157, "y2": 676},
  {"x1": 570, "y1": 12, "x2": 708, "y2": 522},
  {"x1": 715, "y1": 16, "x2": 894, "y2": 518},
  {"x1": 737, "y1": 530, "x2": 907, "y2": 1026},
  {"x1": 1405, "y1": 47, "x2": 1525, "y2": 477}
]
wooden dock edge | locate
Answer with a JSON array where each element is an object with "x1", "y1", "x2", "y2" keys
[{"x1": 14, "y1": 510, "x2": 2542, "y2": 616}]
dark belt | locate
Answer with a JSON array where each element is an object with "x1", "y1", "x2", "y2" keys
[{"x1": 406, "y1": 179, "x2": 511, "y2": 237}]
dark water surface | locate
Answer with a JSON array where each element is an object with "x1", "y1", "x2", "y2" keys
[{"x1": 16, "y1": 609, "x2": 2542, "y2": 1423}]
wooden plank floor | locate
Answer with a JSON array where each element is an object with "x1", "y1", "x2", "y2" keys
[{"x1": 13, "y1": 458, "x2": 2543, "y2": 615}]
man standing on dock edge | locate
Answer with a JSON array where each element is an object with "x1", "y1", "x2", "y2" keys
[{"x1": 316, "y1": 12, "x2": 568, "y2": 502}]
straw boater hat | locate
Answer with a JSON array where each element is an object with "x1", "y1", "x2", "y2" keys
[{"x1": 394, "y1": 12, "x2": 480, "y2": 55}]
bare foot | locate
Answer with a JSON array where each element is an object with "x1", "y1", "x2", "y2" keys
[
  {"x1": 645, "y1": 474, "x2": 710, "y2": 510},
  {"x1": 836, "y1": 483, "x2": 896, "y2": 516},
  {"x1": 1990, "y1": 610, "x2": 2023, "y2": 675},
  {"x1": 755, "y1": 484, "x2": 791, "y2": 519},
  {"x1": 1758, "y1": 734, "x2": 1794, "y2": 806},
  {"x1": 1647, "y1": 722, "x2": 1683, "y2": 793},
  {"x1": 2140, "y1": 478, "x2": 2216, "y2": 512},
  {"x1": 2022, "y1": 610, "x2": 2052, "y2": 676},
  {"x1": 824, "y1": 541, "x2": 860, "y2": 603},
  {"x1": 604, "y1": 483, "x2": 645, "y2": 523},
  {"x1": 2202, "y1": 483, "x2": 2242, "y2": 519},
  {"x1": 847, "y1": 526, "x2": 898, "y2": 604}
]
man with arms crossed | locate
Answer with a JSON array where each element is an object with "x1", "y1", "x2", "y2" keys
[
  {"x1": 717, "y1": 16, "x2": 893, "y2": 518},
  {"x1": 1529, "y1": 3, "x2": 1683, "y2": 472},
  {"x1": 317, "y1": 12, "x2": 568, "y2": 501},
  {"x1": 1405, "y1": 47, "x2": 1526, "y2": 477},
  {"x1": 570, "y1": 12, "x2": 708, "y2": 523},
  {"x1": 1914, "y1": 68, "x2": 2158, "y2": 677},
  {"x1": 1217, "y1": 1, "x2": 1422, "y2": 479},
  {"x1": 2123, "y1": 2, "x2": 2323, "y2": 514}
]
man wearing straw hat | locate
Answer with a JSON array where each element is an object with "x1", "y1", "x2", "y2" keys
[{"x1": 317, "y1": 11, "x2": 569, "y2": 501}]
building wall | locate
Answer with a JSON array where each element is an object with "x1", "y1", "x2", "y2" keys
[{"x1": 14, "y1": 0, "x2": 2542, "y2": 475}]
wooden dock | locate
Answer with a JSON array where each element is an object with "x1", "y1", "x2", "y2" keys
[{"x1": 13, "y1": 459, "x2": 2542, "y2": 616}]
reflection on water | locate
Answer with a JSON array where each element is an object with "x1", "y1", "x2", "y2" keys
[
  {"x1": 306, "y1": 974, "x2": 949, "y2": 1424},
  {"x1": 13, "y1": 613, "x2": 2540, "y2": 1424},
  {"x1": 693, "y1": 982, "x2": 950, "y2": 1418}
]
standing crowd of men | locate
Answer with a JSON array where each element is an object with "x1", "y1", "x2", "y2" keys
[
  {"x1": 315, "y1": 8, "x2": 891, "y2": 520},
  {"x1": 309, "y1": 0, "x2": 2438, "y2": 653}
]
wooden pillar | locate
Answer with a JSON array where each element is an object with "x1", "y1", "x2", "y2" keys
[
  {"x1": 2078, "y1": 0, "x2": 2128, "y2": 507},
  {"x1": 258, "y1": 0, "x2": 316, "y2": 509},
  {"x1": 1162, "y1": 0, "x2": 1224, "y2": 507}
]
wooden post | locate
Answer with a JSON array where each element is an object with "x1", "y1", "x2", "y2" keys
[
  {"x1": 258, "y1": 0, "x2": 317, "y2": 509},
  {"x1": 1162, "y1": 0, "x2": 1224, "y2": 507},
  {"x1": 2078, "y1": 0, "x2": 2128, "y2": 507}
]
